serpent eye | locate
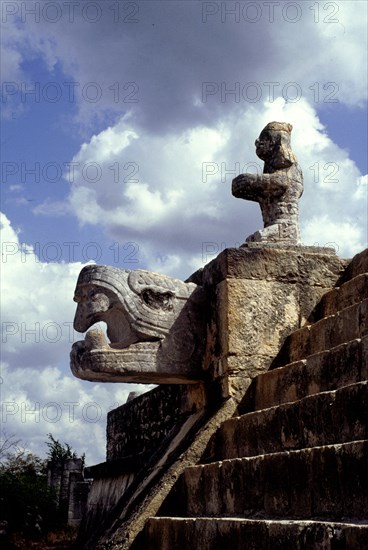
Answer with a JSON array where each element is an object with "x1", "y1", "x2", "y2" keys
[
  {"x1": 88, "y1": 288, "x2": 98, "y2": 300},
  {"x1": 142, "y1": 289, "x2": 174, "y2": 311}
]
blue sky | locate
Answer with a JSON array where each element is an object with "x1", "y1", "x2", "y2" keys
[{"x1": 1, "y1": 0, "x2": 367, "y2": 464}]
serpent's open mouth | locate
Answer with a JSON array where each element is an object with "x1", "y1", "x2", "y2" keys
[
  {"x1": 70, "y1": 315, "x2": 163, "y2": 373},
  {"x1": 70, "y1": 327, "x2": 161, "y2": 382}
]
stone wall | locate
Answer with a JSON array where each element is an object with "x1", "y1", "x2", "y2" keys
[
  {"x1": 106, "y1": 384, "x2": 205, "y2": 461},
  {"x1": 78, "y1": 383, "x2": 206, "y2": 546}
]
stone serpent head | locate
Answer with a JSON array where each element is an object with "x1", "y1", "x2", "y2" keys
[{"x1": 70, "y1": 265, "x2": 207, "y2": 384}]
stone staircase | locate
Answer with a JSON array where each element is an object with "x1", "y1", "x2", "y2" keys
[{"x1": 143, "y1": 251, "x2": 368, "y2": 549}]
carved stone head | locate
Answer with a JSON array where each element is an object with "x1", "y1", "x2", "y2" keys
[
  {"x1": 70, "y1": 265, "x2": 207, "y2": 384},
  {"x1": 255, "y1": 121, "x2": 296, "y2": 169}
]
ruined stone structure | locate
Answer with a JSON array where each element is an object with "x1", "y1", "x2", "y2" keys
[
  {"x1": 47, "y1": 458, "x2": 91, "y2": 527},
  {"x1": 70, "y1": 123, "x2": 368, "y2": 548}
]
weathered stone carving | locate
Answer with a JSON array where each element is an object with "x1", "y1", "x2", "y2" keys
[
  {"x1": 232, "y1": 121, "x2": 303, "y2": 243},
  {"x1": 70, "y1": 265, "x2": 206, "y2": 384}
]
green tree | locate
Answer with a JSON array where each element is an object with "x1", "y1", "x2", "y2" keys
[
  {"x1": 0, "y1": 431, "x2": 21, "y2": 462},
  {"x1": 45, "y1": 433, "x2": 85, "y2": 466},
  {"x1": 0, "y1": 433, "x2": 85, "y2": 541},
  {"x1": 0, "y1": 446, "x2": 58, "y2": 537}
]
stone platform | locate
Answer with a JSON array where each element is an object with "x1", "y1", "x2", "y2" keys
[{"x1": 77, "y1": 244, "x2": 351, "y2": 549}]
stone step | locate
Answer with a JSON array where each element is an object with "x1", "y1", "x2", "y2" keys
[
  {"x1": 310, "y1": 273, "x2": 368, "y2": 322},
  {"x1": 204, "y1": 382, "x2": 368, "y2": 462},
  {"x1": 271, "y1": 299, "x2": 368, "y2": 369},
  {"x1": 337, "y1": 248, "x2": 368, "y2": 285},
  {"x1": 238, "y1": 336, "x2": 368, "y2": 414},
  {"x1": 172, "y1": 440, "x2": 368, "y2": 521},
  {"x1": 145, "y1": 518, "x2": 368, "y2": 550}
]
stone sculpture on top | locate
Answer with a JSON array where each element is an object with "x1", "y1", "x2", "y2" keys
[{"x1": 232, "y1": 121, "x2": 303, "y2": 244}]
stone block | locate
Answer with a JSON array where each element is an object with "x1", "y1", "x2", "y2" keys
[
  {"x1": 312, "y1": 273, "x2": 368, "y2": 320},
  {"x1": 199, "y1": 246, "x2": 344, "y2": 397},
  {"x1": 207, "y1": 382, "x2": 368, "y2": 461},
  {"x1": 337, "y1": 248, "x2": 368, "y2": 284},
  {"x1": 193, "y1": 246, "x2": 344, "y2": 288},
  {"x1": 180, "y1": 441, "x2": 368, "y2": 520},
  {"x1": 239, "y1": 338, "x2": 365, "y2": 413},
  {"x1": 315, "y1": 299, "x2": 368, "y2": 349},
  {"x1": 145, "y1": 518, "x2": 368, "y2": 550},
  {"x1": 278, "y1": 299, "x2": 368, "y2": 367},
  {"x1": 223, "y1": 278, "x2": 300, "y2": 359}
]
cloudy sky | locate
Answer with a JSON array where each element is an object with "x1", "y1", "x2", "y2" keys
[{"x1": 1, "y1": 0, "x2": 367, "y2": 465}]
